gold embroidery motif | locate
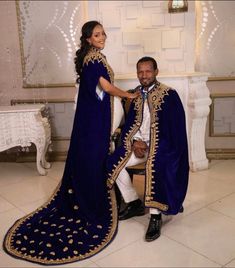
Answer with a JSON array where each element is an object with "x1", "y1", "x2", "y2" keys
[{"x1": 83, "y1": 47, "x2": 114, "y2": 84}]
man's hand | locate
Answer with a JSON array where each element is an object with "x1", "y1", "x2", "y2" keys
[{"x1": 132, "y1": 140, "x2": 148, "y2": 158}]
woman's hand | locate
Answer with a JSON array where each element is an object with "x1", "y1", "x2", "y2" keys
[
  {"x1": 126, "y1": 91, "x2": 140, "y2": 99},
  {"x1": 99, "y1": 77, "x2": 140, "y2": 99}
]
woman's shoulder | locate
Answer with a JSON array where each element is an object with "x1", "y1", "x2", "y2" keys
[{"x1": 83, "y1": 47, "x2": 107, "y2": 66}]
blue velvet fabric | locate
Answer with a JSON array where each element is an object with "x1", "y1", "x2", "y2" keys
[
  {"x1": 3, "y1": 49, "x2": 118, "y2": 265},
  {"x1": 107, "y1": 82, "x2": 189, "y2": 215}
]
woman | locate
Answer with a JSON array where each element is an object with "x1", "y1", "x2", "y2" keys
[{"x1": 3, "y1": 21, "x2": 138, "y2": 265}]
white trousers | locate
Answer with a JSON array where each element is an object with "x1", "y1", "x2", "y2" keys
[{"x1": 116, "y1": 152, "x2": 160, "y2": 215}]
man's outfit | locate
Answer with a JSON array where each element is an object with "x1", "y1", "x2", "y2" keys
[{"x1": 106, "y1": 80, "x2": 189, "y2": 239}]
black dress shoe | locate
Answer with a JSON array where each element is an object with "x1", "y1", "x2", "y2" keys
[
  {"x1": 119, "y1": 199, "x2": 145, "y2": 221},
  {"x1": 145, "y1": 214, "x2": 162, "y2": 242},
  {"x1": 179, "y1": 206, "x2": 184, "y2": 213}
]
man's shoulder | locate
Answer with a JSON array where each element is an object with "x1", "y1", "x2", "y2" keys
[
  {"x1": 157, "y1": 82, "x2": 173, "y2": 92},
  {"x1": 156, "y1": 82, "x2": 180, "y2": 97}
]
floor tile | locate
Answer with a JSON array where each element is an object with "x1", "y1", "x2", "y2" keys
[
  {"x1": 207, "y1": 192, "x2": 235, "y2": 220},
  {"x1": 225, "y1": 258, "x2": 235, "y2": 267},
  {"x1": 95, "y1": 235, "x2": 220, "y2": 267},
  {"x1": 0, "y1": 208, "x2": 25, "y2": 241},
  {"x1": 163, "y1": 208, "x2": 235, "y2": 265},
  {"x1": 19, "y1": 197, "x2": 49, "y2": 214},
  {"x1": 0, "y1": 196, "x2": 15, "y2": 213},
  {"x1": 0, "y1": 162, "x2": 39, "y2": 187},
  {"x1": 196, "y1": 160, "x2": 235, "y2": 183},
  {"x1": 186, "y1": 171, "x2": 235, "y2": 209},
  {"x1": 0, "y1": 160, "x2": 234, "y2": 267},
  {"x1": 91, "y1": 219, "x2": 146, "y2": 262},
  {"x1": 0, "y1": 176, "x2": 59, "y2": 207},
  {"x1": 23, "y1": 161, "x2": 65, "y2": 182},
  {"x1": 46, "y1": 161, "x2": 66, "y2": 181}
]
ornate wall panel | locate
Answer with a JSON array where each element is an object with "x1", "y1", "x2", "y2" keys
[
  {"x1": 16, "y1": 1, "x2": 87, "y2": 87},
  {"x1": 16, "y1": 0, "x2": 196, "y2": 87},
  {"x1": 195, "y1": 1, "x2": 235, "y2": 80}
]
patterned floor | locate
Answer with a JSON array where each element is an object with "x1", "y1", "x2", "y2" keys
[{"x1": 0, "y1": 160, "x2": 235, "y2": 267}]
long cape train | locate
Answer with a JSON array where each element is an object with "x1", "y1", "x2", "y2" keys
[{"x1": 3, "y1": 48, "x2": 118, "y2": 265}]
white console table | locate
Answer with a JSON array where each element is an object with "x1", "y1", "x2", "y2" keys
[{"x1": 0, "y1": 104, "x2": 51, "y2": 175}]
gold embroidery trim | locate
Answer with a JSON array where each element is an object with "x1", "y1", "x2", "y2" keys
[
  {"x1": 107, "y1": 93, "x2": 143, "y2": 188},
  {"x1": 144, "y1": 82, "x2": 171, "y2": 211},
  {"x1": 4, "y1": 186, "x2": 118, "y2": 264},
  {"x1": 145, "y1": 200, "x2": 169, "y2": 211}
]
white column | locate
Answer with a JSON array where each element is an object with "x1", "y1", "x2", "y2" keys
[{"x1": 187, "y1": 75, "x2": 212, "y2": 171}]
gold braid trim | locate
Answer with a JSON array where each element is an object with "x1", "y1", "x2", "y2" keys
[
  {"x1": 107, "y1": 93, "x2": 144, "y2": 188},
  {"x1": 145, "y1": 82, "x2": 172, "y2": 211},
  {"x1": 83, "y1": 47, "x2": 114, "y2": 83}
]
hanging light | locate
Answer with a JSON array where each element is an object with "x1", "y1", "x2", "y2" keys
[{"x1": 168, "y1": 0, "x2": 188, "y2": 13}]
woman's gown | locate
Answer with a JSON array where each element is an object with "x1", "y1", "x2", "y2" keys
[{"x1": 3, "y1": 47, "x2": 121, "y2": 265}]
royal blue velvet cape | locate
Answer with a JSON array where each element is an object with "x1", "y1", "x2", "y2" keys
[
  {"x1": 107, "y1": 81, "x2": 189, "y2": 214},
  {"x1": 3, "y1": 48, "x2": 118, "y2": 265}
]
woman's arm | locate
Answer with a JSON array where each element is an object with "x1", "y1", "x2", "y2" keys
[{"x1": 99, "y1": 77, "x2": 139, "y2": 99}]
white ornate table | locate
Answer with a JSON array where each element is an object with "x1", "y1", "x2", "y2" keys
[{"x1": 0, "y1": 104, "x2": 51, "y2": 175}]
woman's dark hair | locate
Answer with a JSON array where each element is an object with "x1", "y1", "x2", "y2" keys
[
  {"x1": 74, "y1": 21, "x2": 102, "y2": 79},
  {"x1": 136, "y1": 56, "x2": 158, "y2": 70}
]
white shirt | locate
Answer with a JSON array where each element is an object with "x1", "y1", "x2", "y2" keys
[{"x1": 133, "y1": 84, "x2": 155, "y2": 146}]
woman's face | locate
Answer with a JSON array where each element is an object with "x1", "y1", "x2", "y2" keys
[{"x1": 87, "y1": 25, "x2": 106, "y2": 50}]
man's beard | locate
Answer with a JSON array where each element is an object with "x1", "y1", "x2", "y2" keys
[{"x1": 141, "y1": 79, "x2": 156, "y2": 87}]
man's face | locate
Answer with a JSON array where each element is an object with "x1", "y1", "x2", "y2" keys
[{"x1": 137, "y1": 61, "x2": 158, "y2": 87}]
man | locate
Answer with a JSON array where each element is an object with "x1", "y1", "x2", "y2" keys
[{"x1": 106, "y1": 56, "x2": 189, "y2": 242}]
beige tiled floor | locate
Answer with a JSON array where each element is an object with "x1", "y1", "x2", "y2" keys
[{"x1": 0, "y1": 160, "x2": 235, "y2": 267}]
